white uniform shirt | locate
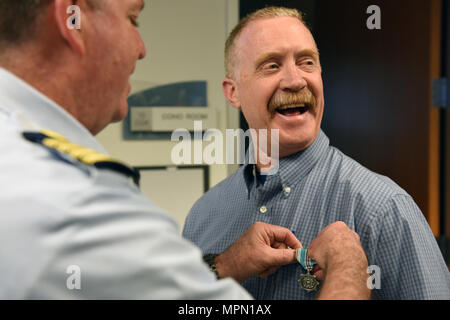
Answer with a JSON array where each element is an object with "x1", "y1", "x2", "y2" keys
[{"x1": 0, "y1": 67, "x2": 252, "y2": 299}]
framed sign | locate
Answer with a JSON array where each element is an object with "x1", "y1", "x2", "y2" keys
[{"x1": 124, "y1": 81, "x2": 215, "y2": 140}]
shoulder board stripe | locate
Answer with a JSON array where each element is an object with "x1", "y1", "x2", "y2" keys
[{"x1": 23, "y1": 130, "x2": 140, "y2": 186}]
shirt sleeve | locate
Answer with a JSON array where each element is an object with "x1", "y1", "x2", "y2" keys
[
  {"x1": 370, "y1": 194, "x2": 450, "y2": 299},
  {"x1": 22, "y1": 171, "x2": 253, "y2": 300}
]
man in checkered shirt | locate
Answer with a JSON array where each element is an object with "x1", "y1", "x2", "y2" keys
[{"x1": 183, "y1": 7, "x2": 450, "y2": 300}]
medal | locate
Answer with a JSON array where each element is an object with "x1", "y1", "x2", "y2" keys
[
  {"x1": 296, "y1": 248, "x2": 319, "y2": 292},
  {"x1": 298, "y1": 269, "x2": 319, "y2": 292}
]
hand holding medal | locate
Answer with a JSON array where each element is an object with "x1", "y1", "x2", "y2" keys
[
  {"x1": 305, "y1": 222, "x2": 371, "y2": 299},
  {"x1": 296, "y1": 248, "x2": 320, "y2": 292}
]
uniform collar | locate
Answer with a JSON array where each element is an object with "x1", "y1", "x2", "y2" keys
[
  {"x1": 0, "y1": 67, "x2": 106, "y2": 153},
  {"x1": 243, "y1": 130, "x2": 330, "y2": 191}
]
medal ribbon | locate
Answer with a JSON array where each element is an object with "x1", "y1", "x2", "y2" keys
[{"x1": 295, "y1": 248, "x2": 317, "y2": 270}]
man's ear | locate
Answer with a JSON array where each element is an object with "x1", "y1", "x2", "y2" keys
[
  {"x1": 222, "y1": 78, "x2": 241, "y2": 109},
  {"x1": 53, "y1": 0, "x2": 85, "y2": 55}
]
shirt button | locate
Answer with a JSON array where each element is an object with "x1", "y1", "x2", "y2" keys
[
  {"x1": 259, "y1": 206, "x2": 268, "y2": 214},
  {"x1": 284, "y1": 187, "x2": 291, "y2": 194}
]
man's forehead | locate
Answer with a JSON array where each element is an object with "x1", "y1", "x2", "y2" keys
[{"x1": 236, "y1": 16, "x2": 316, "y2": 54}]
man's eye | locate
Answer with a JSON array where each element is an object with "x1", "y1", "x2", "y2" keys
[
  {"x1": 265, "y1": 63, "x2": 278, "y2": 70},
  {"x1": 299, "y1": 60, "x2": 317, "y2": 71}
]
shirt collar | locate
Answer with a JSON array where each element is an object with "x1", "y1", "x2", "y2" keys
[
  {"x1": 0, "y1": 67, "x2": 106, "y2": 153},
  {"x1": 243, "y1": 129, "x2": 330, "y2": 191}
]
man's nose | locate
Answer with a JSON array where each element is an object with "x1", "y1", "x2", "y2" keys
[
  {"x1": 137, "y1": 35, "x2": 147, "y2": 60},
  {"x1": 280, "y1": 64, "x2": 307, "y2": 92}
]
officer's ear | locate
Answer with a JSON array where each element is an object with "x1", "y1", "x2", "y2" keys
[
  {"x1": 222, "y1": 78, "x2": 241, "y2": 110},
  {"x1": 53, "y1": 0, "x2": 85, "y2": 55}
]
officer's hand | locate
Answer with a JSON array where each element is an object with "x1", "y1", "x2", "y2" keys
[
  {"x1": 308, "y1": 221, "x2": 367, "y2": 280},
  {"x1": 308, "y1": 221, "x2": 371, "y2": 299},
  {"x1": 214, "y1": 222, "x2": 302, "y2": 283}
]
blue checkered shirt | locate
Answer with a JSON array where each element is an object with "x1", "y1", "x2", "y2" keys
[{"x1": 183, "y1": 130, "x2": 450, "y2": 299}]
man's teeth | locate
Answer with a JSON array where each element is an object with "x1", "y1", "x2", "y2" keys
[
  {"x1": 275, "y1": 104, "x2": 309, "y2": 116},
  {"x1": 277, "y1": 104, "x2": 306, "y2": 110}
]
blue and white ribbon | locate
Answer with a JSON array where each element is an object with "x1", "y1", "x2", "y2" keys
[{"x1": 296, "y1": 248, "x2": 317, "y2": 270}]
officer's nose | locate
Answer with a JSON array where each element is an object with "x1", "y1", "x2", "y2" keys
[
  {"x1": 137, "y1": 34, "x2": 147, "y2": 60},
  {"x1": 279, "y1": 63, "x2": 307, "y2": 92}
]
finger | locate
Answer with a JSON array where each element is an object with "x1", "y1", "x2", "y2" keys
[
  {"x1": 312, "y1": 264, "x2": 321, "y2": 272},
  {"x1": 312, "y1": 264, "x2": 325, "y2": 281},
  {"x1": 268, "y1": 225, "x2": 303, "y2": 249},
  {"x1": 271, "y1": 241, "x2": 288, "y2": 249},
  {"x1": 352, "y1": 231, "x2": 361, "y2": 242},
  {"x1": 308, "y1": 249, "x2": 327, "y2": 273},
  {"x1": 268, "y1": 247, "x2": 297, "y2": 266},
  {"x1": 314, "y1": 269, "x2": 325, "y2": 281}
]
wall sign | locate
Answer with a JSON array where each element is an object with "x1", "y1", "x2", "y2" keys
[{"x1": 123, "y1": 81, "x2": 210, "y2": 140}]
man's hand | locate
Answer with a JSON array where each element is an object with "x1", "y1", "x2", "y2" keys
[
  {"x1": 308, "y1": 221, "x2": 371, "y2": 300},
  {"x1": 214, "y1": 222, "x2": 302, "y2": 283}
]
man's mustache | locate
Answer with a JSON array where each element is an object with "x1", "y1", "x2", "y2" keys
[{"x1": 268, "y1": 89, "x2": 316, "y2": 115}]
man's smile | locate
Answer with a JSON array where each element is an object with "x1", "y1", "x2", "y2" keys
[
  {"x1": 275, "y1": 104, "x2": 310, "y2": 116},
  {"x1": 268, "y1": 88, "x2": 317, "y2": 119}
]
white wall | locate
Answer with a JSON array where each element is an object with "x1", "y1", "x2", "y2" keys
[{"x1": 96, "y1": 0, "x2": 240, "y2": 229}]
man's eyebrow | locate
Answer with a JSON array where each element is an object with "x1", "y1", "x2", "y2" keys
[
  {"x1": 254, "y1": 49, "x2": 320, "y2": 69},
  {"x1": 298, "y1": 49, "x2": 320, "y2": 59},
  {"x1": 254, "y1": 52, "x2": 284, "y2": 69}
]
